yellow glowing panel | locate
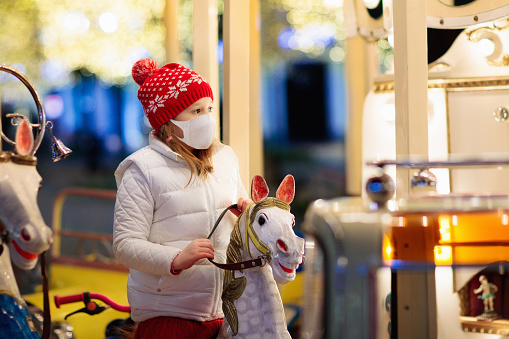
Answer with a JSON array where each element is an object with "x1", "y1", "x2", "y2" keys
[
  {"x1": 438, "y1": 216, "x2": 451, "y2": 242},
  {"x1": 452, "y1": 246, "x2": 509, "y2": 265},
  {"x1": 382, "y1": 233, "x2": 392, "y2": 264},
  {"x1": 434, "y1": 245, "x2": 452, "y2": 266},
  {"x1": 441, "y1": 211, "x2": 509, "y2": 243}
]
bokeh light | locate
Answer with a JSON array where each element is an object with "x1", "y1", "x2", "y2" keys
[
  {"x1": 266, "y1": 0, "x2": 346, "y2": 62},
  {"x1": 98, "y1": 12, "x2": 119, "y2": 34}
]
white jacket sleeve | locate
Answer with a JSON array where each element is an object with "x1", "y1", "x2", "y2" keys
[{"x1": 113, "y1": 163, "x2": 178, "y2": 276}]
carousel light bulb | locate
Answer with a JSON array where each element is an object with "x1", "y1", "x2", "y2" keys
[
  {"x1": 439, "y1": 216, "x2": 451, "y2": 242},
  {"x1": 469, "y1": 28, "x2": 503, "y2": 62},
  {"x1": 387, "y1": 33, "x2": 394, "y2": 48},
  {"x1": 422, "y1": 216, "x2": 428, "y2": 227},
  {"x1": 434, "y1": 246, "x2": 452, "y2": 266},
  {"x1": 363, "y1": 0, "x2": 380, "y2": 9},
  {"x1": 502, "y1": 214, "x2": 509, "y2": 225},
  {"x1": 479, "y1": 38, "x2": 496, "y2": 57},
  {"x1": 383, "y1": 235, "x2": 392, "y2": 262}
]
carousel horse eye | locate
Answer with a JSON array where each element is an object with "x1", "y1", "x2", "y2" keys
[
  {"x1": 258, "y1": 215, "x2": 266, "y2": 226},
  {"x1": 21, "y1": 228, "x2": 31, "y2": 241}
]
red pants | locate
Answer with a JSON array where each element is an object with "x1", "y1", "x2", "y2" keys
[{"x1": 134, "y1": 316, "x2": 223, "y2": 339}]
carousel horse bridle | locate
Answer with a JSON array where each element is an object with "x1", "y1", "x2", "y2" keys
[{"x1": 207, "y1": 197, "x2": 290, "y2": 271}]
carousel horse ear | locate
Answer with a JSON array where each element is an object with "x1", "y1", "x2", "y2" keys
[
  {"x1": 276, "y1": 174, "x2": 295, "y2": 204},
  {"x1": 251, "y1": 175, "x2": 269, "y2": 202},
  {"x1": 15, "y1": 119, "x2": 34, "y2": 156}
]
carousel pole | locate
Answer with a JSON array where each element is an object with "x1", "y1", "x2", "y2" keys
[
  {"x1": 393, "y1": 0, "x2": 429, "y2": 199},
  {"x1": 249, "y1": 0, "x2": 264, "y2": 179},
  {"x1": 164, "y1": 0, "x2": 180, "y2": 63},
  {"x1": 193, "y1": 0, "x2": 220, "y2": 139},
  {"x1": 222, "y1": 0, "x2": 250, "y2": 189},
  {"x1": 392, "y1": 0, "x2": 437, "y2": 338}
]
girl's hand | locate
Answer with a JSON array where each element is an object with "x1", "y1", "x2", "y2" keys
[
  {"x1": 231, "y1": 197, "x2": 253, "y2": 217},
  {"x1": 173, "y1": 239, "x2": 215, "y2": 270}
]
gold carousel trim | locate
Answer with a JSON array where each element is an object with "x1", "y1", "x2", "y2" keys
[{"x1": 374, "y1": 76, "x2": 509, "y2": 93}]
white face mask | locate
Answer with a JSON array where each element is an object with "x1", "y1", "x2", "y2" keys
[{"x1": 171, "y1": 113, "x2": 216, "y2": 149}]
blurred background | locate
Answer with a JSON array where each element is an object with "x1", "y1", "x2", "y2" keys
[{"x1": 0, "y1": 0, "x2": 393, "y2": 245}]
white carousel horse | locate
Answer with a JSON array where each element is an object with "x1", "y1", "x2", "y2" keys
[
  {"x1": 217, "y1": 175, "x2": 305, "y2": 338},
  {"x1": 0, "y1": 119, "x2": 53, "y2": 337}
]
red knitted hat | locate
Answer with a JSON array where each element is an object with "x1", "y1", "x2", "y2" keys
[{"x1": 132, "y1": 58, "x2": 214, "y2": 132}]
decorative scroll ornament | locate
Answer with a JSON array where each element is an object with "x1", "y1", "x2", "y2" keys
[{"x1": 467, "y1": 23, "x2": 509, "y2": 67}]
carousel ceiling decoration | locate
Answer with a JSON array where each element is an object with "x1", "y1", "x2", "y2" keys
[{"x1": 466, "y1": 19, "x2": 509, "y2": 67}]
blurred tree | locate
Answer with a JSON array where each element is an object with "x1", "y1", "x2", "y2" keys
[{"x1": 0, "y1": 0, "x2": 42, "y2": 80}]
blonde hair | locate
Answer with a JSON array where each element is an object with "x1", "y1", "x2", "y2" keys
[{"x1": 158, "y1": 120, "x2": 215, "y2": 185}]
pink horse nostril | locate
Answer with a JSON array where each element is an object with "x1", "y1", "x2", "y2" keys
[{"x1": 277, "y1": 239, "x2": 288, "y2": 252}]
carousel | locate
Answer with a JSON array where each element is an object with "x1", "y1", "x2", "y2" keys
[{"x1": 301, "y1": 0, "x2": 509, "y2": 339}]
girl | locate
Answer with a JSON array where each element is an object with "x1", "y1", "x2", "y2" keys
[{"x1": 113, "y1": 58, "x2": 250, "y2": 338}]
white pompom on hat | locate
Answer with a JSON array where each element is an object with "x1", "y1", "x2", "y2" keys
[{"x1": 131, "y1": 58, "x2": 214, "y2": 132}]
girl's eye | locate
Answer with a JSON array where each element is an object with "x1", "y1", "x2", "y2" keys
[
  {"x1": 208, "y1": 106, "x2": 213, "y2": 112},
  {"x1": 193, "y1": 109, "x2": 200, "y2": 114}
]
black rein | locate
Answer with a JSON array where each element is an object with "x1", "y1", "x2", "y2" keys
[{"x1": 207, "y1": 204, "x2": 268, "y2": 271}]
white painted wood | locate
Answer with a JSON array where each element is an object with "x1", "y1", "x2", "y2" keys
[
  {"x1": 164, "y1": 0, "x2": 180, "y2": 63},
  {"x1": 223, "y1": 0, "x2": 250, "y2": 189},
  {"x1": 249, "y1": 0, "x2": 264, "y2": 179},
  {"x1": 393, "y1": 1, "x2": 437, "y2": 338},
  {"x1": 393, "y1": 0, "x2": 429, "y2": 199},
  {"x1": 193, "y1": 0, "x2": 220, "y2": 138}
]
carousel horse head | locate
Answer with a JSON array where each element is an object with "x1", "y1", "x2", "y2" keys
[
  {"x1": 0, "y1": 118, "x2": 53, "y2": 270},
  {"x1": 244, "y1": 174, "x2": 304, "y2": 283},
  {"x1": 221, "y1": 174, "x2": 304, "y2": 337}
]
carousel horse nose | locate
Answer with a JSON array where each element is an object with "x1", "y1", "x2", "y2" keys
[
  {"x1": 277, "y1": 239, "x2": 288, "y2": 252},
  {"x1": 20, "y1": 227, "x2": 32, "y2": 241}
]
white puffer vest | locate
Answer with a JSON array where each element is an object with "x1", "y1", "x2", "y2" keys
[{"x1": 113, "y1": 132, "x2": 247, "y2": 322}]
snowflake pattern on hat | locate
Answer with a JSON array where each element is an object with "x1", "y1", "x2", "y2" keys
[
  {"x1": 145, "y1": 76, "x2": 203, "y2": 114},
  {"x1": 147, "y1": 94, "x2": 170, "y2": 114},
  {"x1": 133, "y1": 61, "x2": 213, "y2": 131}
]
